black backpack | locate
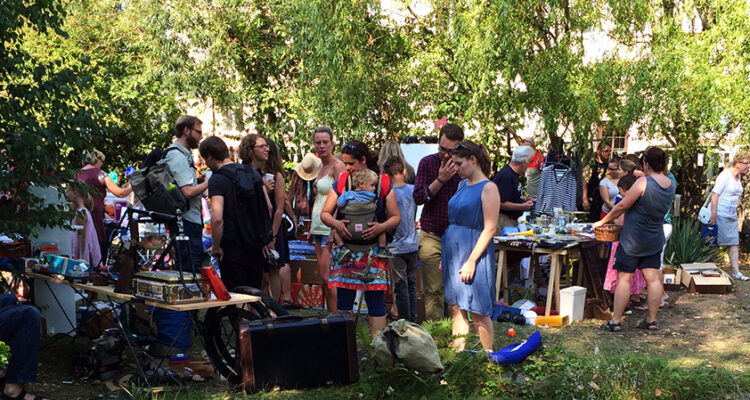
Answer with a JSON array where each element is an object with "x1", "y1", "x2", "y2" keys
[
  {"x1": 129, "y1": 147, "x2": 188, "y2": 218},
  {"x1": 217, "y1": 165, "x2": 273, "y2": 247}
]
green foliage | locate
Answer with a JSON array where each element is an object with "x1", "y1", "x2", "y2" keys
[
  {"x1": 0, "y1": 340, "x2": 10, "y2": 368},
  {"x1": 1, "y1": 0, "x2": 103, "y2": 237},
  {"x1": 664, "y1": 217, "x2": 721, "y2": 266}
]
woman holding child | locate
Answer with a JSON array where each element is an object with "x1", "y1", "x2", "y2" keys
[
  {"x1": 321, "y1": 140, "x2": 401, "y2": 338},
  {"x1": 595, "y1": 147, "x2": 675, "y2": 332},
  {"x1": 442, "y1": 141, "x2": 499, "y2": 351}
]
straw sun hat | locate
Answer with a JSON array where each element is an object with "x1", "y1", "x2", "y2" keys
[{"x1": 295, "y1": 153, "x2": 322, "y2": 181}]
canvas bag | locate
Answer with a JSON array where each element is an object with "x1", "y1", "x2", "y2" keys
[{"x1": 372, "y1": 319, "x2": 444, "y2": 374}]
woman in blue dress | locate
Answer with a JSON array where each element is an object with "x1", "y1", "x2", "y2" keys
[{"x1": 442, "y1": 141, "x2": 500, "y2": 351}]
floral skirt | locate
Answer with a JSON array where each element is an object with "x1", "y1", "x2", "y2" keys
[{"x1": 329, "y1": 247, "x2": 390, "y2": 291}]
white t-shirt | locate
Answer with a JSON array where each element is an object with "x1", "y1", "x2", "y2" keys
[
  {"x1": 599, "y1": 177, "x2": 619, "y2": 213},
  {"x1": 712, "y1": 169, "x2": 743, "y2": 218}
]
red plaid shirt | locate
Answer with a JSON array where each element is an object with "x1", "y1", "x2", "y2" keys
[{"x1": 413, "y1": 153, "x2": 461, "y2": 236}]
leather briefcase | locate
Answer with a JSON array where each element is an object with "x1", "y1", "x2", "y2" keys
[{"x1": 239, "y1": 313, "x2": 358, "y2": 391}]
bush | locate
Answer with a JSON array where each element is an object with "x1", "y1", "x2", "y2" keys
[{"x1": 664, "y1": 217, "x2": 721, "y2": 267}]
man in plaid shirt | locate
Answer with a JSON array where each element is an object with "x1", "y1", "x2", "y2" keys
[{"x1": 413, "y1": 123, "x2": 464, "y2": 321}]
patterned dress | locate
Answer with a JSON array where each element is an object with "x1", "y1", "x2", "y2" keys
[{"x1": 442, "y1": 179, "x2": 496, "y2": 317}]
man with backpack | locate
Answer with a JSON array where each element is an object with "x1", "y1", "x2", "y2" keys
[
  {"x1": 148, "y1": 115, "x2": 208, "y2": 357},
  {"x1": 200, "y1": 136, "x2": 273, "y2": 290},
  {"x1": 164, "y1": 115, "x2": 209, "y2": 272}
]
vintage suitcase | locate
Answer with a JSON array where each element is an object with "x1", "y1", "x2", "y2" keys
[
  {"x1": 131, "y1": 270, "x2": 210, "y2": 304},
  {"x1": 239, "y1": 313, "x2": 358, "y2": 390}
]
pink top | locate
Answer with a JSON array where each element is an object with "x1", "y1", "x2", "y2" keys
[{"x1": 70, "y1": 207, "x2": 102, "y2": 267}]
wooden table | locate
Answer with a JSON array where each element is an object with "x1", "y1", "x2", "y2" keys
[
  {"x1": 23, "y1": 271, "x2": 262, "y2": 387},
  {"x1": 27, "y1": 271, "x2": 260, "y2": 310},
  {"x1": 494, "y1": 238, "x2": 580, "y2": 316}
]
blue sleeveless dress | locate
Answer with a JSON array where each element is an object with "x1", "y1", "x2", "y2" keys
[{"x1": 442, "y1": 179, "x2": 496, "y2": 317}]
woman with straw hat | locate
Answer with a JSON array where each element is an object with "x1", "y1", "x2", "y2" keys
[{"x1": 289, "y1": 153, "x2": 322, "y2": 220}]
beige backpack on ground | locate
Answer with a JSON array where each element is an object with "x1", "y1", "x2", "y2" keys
[{"x1": 372, "y1": 319, "x2": 444, "y2": 374}]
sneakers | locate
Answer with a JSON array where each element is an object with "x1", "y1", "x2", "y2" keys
[
  {"x1": 372, "y1": 246, "x2": 393, "y2": 259},
  {"x1": 337, "y1": 247, "x2": 352, "y2": 264},
  {"x1": 732, "y1": 272, "x2": 750, "y2": 281}
]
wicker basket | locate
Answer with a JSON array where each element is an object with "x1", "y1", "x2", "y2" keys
[{"x1": 594, "y1": 224, "x2": 621, "y2": 242}]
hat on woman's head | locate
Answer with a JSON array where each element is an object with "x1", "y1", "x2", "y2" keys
[{"x1": 295, "y1": 153, "x2": 322, "y2": 181}]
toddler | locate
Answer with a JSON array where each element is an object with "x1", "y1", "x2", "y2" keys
[{"x1": 333, "y1": 168, "x2": 390, "y2": 263}]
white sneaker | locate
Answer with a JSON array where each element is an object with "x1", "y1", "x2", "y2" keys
[{"x1": 731, "y1": 272, "x2": 750, "y2": 281}]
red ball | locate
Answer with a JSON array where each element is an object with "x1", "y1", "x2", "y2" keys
[{"x1": 507, "y1": 328, "x2": 516, "y2": 338}]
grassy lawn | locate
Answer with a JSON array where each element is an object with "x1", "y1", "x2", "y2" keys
[{"x1": 28, "y1": 259, "x2": 750, "y2": 399}]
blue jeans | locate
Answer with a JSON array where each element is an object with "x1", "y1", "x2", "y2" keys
[
  {"x1": 168, "y1": 219, "x2": 204, "y2": 273},
  {"x1": 0, "y1": 293, "x2": 40, "y2": 383},
  {"x1": 390, "y1": 252, "x2": 418, "y2": 323},
  {"x1": 156, "y1": 219, "x2": 204, "y2": 350}
]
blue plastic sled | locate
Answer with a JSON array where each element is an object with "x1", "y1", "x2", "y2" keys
[{"x1": 489, "y1": 331, "x2": 542, "y2": 365}]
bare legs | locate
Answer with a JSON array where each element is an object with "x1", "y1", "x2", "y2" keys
[
  {"x1": 369, "y1": 316, "x2": 386, "y2": 339},
  {"x1": 640, "y1": 268, "x2": 663, "y2": 322},
  {"x1": 610, "y1": 272, "x2": 633, "y2": 323},
  {"x1": 728, "y1": 245, "x2": 740, "y2": 275},
  {"x1": 450, "y1": 305, "x2": 494, "y2": 351},
  {"x1": 314, "y1": 240, "x2": 337, "y2": 312},
  {"x1": 612, "y1": 269, "x2": 662, "y2": 324},
  {"x1": 279, "y1": 263, "x2": 293, "y2": 303}
]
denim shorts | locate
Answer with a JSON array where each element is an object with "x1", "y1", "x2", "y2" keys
[{"x1": 310, "y1": 234, "x2": 329, "y2": 246}]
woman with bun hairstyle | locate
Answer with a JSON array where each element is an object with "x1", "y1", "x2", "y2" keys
[{"x1": 442, "y1": 141, "x2": 500, "y2": 351}]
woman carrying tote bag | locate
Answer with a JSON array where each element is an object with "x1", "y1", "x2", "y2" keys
[{"x1": 709, "y1": 149, "x2": 750, "y2": 281}]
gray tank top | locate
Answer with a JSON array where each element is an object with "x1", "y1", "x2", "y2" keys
[{"x1": 620, "y1": 176, "x2": 676, "y2": 257}]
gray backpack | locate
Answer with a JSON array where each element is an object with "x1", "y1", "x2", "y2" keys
[{"x1": 129, "y1": 147, "x2": 188, "y2": 219}]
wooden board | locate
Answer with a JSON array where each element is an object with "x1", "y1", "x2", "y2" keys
[{"x1": 25, "y1": 272, "x2": 260, "y2": 310}]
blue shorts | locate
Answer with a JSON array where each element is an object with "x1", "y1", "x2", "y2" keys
[
  {"x1": 613, "y1": 245, "x2": 661, "y2": 273},
  {"x1": 310, "y1": 234, "x2": 329, "y2": 246}
]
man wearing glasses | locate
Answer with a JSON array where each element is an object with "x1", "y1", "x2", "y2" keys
[
  {"x1": 153, "y1": 115, "x2": 209, "y2": 356},
  {"x1": 413, "y1": 123, "x2": 464, "y2": 321}
]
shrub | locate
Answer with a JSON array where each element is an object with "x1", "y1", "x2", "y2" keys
[{"x1": 664, "y1": 217, "x2": 721, "y2": 266}]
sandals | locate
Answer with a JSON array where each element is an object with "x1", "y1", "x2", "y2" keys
[
  {"x1": 1, "y1": 388, "x2": 48, "y2": 400},
  {"x1": 636, "y1": 319, "x2": 658, "y2": 330},
  {"x1": 600, "y1": 320, "x2": 622, "y2": 332}
]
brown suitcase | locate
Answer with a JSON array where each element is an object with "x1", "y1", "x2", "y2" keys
[{"x1": 239, "y1": 313, "x2": 358, "y2": 391}]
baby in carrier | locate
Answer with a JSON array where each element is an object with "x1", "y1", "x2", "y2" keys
[{"x1": 333, "y1": 168, "x2": 391, "y2": 263}]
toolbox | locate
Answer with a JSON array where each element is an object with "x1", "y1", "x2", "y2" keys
[{"x1": 132, "y1": 270, "x2": 210, "y2": 304}]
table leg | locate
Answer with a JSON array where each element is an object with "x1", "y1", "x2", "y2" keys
[
  {"x1": 495, "y1": 249, "x2": 506, "y2": 303},
  {"x1": 545, "y1": 255, "x2": 559, "y2": 316},
  {"x1": 553, "y1": 255, "x2": 561, "y2": 313}
]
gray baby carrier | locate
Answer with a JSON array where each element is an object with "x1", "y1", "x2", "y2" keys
[{"x1": 337, "y1": 175, "x2": 382, "y2": 252}]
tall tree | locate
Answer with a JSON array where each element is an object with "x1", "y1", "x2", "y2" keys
[{"x1": 1, "y1": 0, "x2": 105, "y2": 237}]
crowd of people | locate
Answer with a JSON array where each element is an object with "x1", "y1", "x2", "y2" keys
[{"x1": 3, "y1": 116, "x2": 748, "y2": 399}]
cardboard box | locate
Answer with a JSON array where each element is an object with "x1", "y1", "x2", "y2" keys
[
  {"x1": 679, "y1": 263, "x2": 732, "y2": 294},
  {"x1": 662, "y1": 267, "x2": 681, "y2": 291},
  {"x1": 290, "y1": 259, "x2": 323, "y2": 285}
]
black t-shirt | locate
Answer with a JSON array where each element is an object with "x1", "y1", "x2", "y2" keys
[
  {"x1": 208, "y1": 163, "x2": 244, "y2": 244},
  {"x1": 493, "y1": 164, "x2": 524, "y2": 219}
]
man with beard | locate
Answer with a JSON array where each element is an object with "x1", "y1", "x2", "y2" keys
[
  {"x1": 151, "y1": 115, "x2": 209, "y2": 357},
  {"x1": 165, "y1": 115, "x2": 209, "y2": 272}
]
